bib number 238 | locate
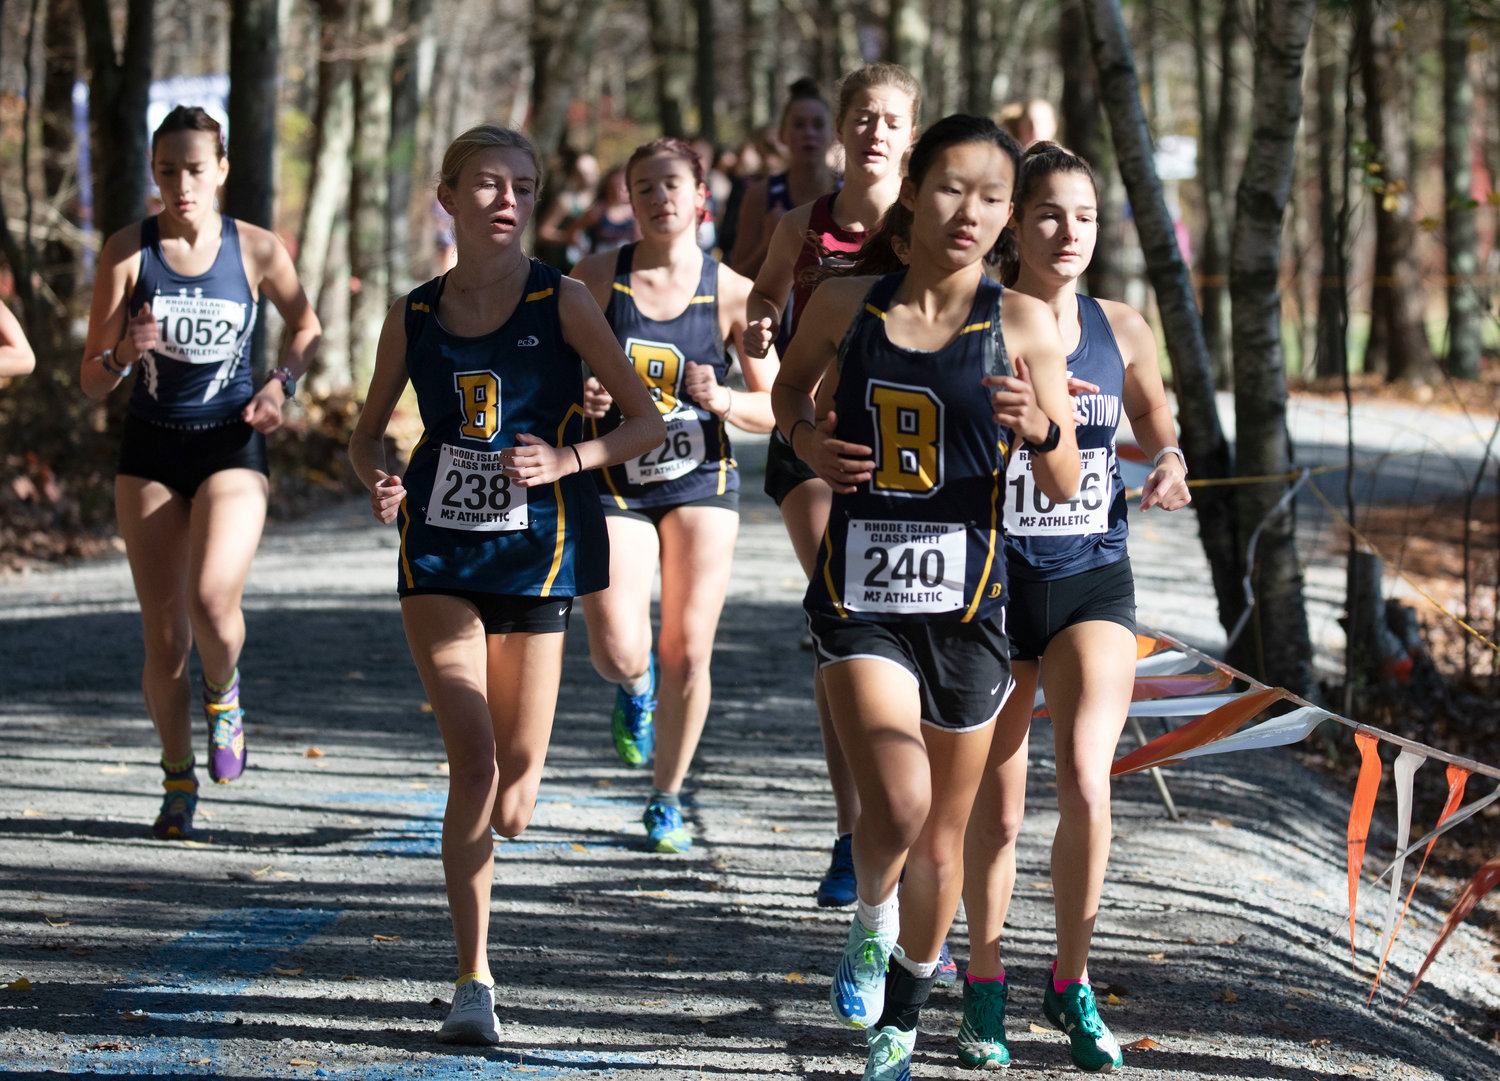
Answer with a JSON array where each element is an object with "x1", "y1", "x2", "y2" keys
[
  {"x1": 427, "y1": 444, "x2": 529, "y2": 532},
  {"x1": 843, "y1": 519, "x2": 967, "y2": 615}
]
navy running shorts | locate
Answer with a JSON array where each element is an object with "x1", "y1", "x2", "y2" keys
[
  {"x1": 117, "y1": 413, "x2": 268, "y2": 501},
  {"x1": 398, "y1": 589, "x2": 574, "y2": 634},
  {"x1": 806, "y1": 609, "x2": 1013, "y2": 732},
  {"x1": 601, "y1": 488, "x2": 739, "y2": 526},
  {"x1": 763, "y1": 427, "x2": 820, "y2": 507},
  {"x1": 1005, "y1": 557, "x2": 1136, "y2": 662}
]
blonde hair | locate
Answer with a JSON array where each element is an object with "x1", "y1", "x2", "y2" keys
[
  {"x1": 438, "y1": 125, "x2": 543, "y2": 191},
  {"x1": 836, "y1": 62, "x2": 922, "y2": 127}
]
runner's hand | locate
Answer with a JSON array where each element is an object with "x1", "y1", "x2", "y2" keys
[
  {"x1": 684, "y1": 361, "x2": 727, "y2": 415},
  {"x1": 371, "y1": 473, "x2": 405, "y2": 524},
  {"x1": 794, "y1": 411, "x2": 873, "y2": 494},
  {"x1": 508, "y1": 432, "x2": 572, "y2": 487},
  {"x1": 1066, "y1": 372, "x2": 1099, "y2": 426},
  {"x1": 581, "y1": 375, "x2": 612, "y2": 418},
  {"x1": 242, "y1": 383, "x2": 286, "y2": 434},
  {"x1": 122, "y1": 304, "x2": 158, "y2": 363},
  {"x1": 984, "y1": 355, "x2": 1052, "y2": 446},
  {"x1": 1140, "y1": 456, "x2": 1191, "y2": 512},
  {"x1": 742, "y1": 316, "x2": 775, "y2": 359}
]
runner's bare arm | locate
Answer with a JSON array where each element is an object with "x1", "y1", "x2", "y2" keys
[
  {"x1": 242, "y1": 224, "x2": 323, "y2": 432},
  {"x1": 991, "y1": 290, "x2": 1079, "y2": 502},
  {"x1": 349, "y1": 297, "x2": 413, "y2": 524},
  {"x1": 743, "y1": 202, "x2": 813, "y2": 358},
  {"x1": 1105, "y1": 299, "x2": 1189, "y2": 511},
  {"x1": 79, "y1": 226, "x2": 146, "y2": 399},
  {"x1": 685, "y1": 263, "x2": 776, "y2": 434},
  {"x1": 568, "y1": 252, "x2": 623, "y2": 418}
]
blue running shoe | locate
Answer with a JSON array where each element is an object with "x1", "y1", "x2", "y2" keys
[
  {"x1": 611, "y1": 654, "x2": 656, "y2": 767},
  {"x1": 643, "y1": 798, "x2": 692, "y2": 853},
  {"x1": 831, "y1": 917, "x2": 899, "y2": 1028},
  {"x1": 152, "y1": 776, "x2": 198, "y2": 840},
  {"x1": 1042, "y1": 981, "x2": 1123, "y2": 1072},
  {"x1": 936, "y1": 940, "x2": 958, "y2": 986},
  {"x1": 863, "y1": 1024, "x2": 915, "y2": 1081},
  {"x1": 816, "y1": 834, "x2": 857, "y2": 907}
]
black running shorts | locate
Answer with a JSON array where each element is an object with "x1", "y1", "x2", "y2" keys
[
  {"x1": 806, "y1": 609, "x2": 1013, "y2": 732},
  {"x1": 398, "y1": 589, "x2": 574, "y2": 634},
  {"x1": 1005, "y1": 557, "x2": 1136, "y2": 662},
  {"x1": 117, "y1": 413, "x2": 269, "y2": 501},
  {"x1": 601, "y1": 489, "x2": 739, "y2": 526}
]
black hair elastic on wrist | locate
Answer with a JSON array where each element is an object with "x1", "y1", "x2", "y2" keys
[{"x1": 569, "y1": 445, "x2": 584, "y2": 474}]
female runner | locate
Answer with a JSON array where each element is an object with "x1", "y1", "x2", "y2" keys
[
  {"x1": 956, "y1": 143, "x2": 1190, "y2": 1073},
  {"x1": 729, "y1": 77, "x2": 837, "y2": 277},
  {"x1": 744, "y1": 61, "x2": 921, "y2": 908},
  {"x1": 349, "y1": 124, "x2": 663, "y2": 1044},
  {"x1": 570, "y1": 166, "x2": 639, "y2": 257},
  {"x1": 80, "y1": 105, "x2": 321, "y2": 839},
  {"x1": 572, "y1": 137, "x2": 777, "y2": 853},
  {"x1": 1, "y1": 301, "x2": 36, "y2": 376},
  {"x1": 772, "y1": 114, "x2": 1079, "y2": 1081}
]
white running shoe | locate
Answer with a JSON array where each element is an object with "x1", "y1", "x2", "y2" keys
[{"x1": 437, "y1": 978, "x2": 500, "y2": 1045}]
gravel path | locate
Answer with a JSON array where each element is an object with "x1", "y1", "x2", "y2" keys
[{"x1": 2, "y1": 432, "x2": 1498, "y2": 1080}]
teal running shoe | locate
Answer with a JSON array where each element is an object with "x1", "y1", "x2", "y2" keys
[
  {"x1": 956, "y1": 976, "x2": 1010, "y2": 1069},
  {"x1": 1042, "y1": 982, "x2": 1123, "y2": 1072},
  {"x1": 151, "y1": 776, "x2": 198, "y2": 840},
  {"x1": 830, "y1": 917, "x2": 898, "y2": 1028},
  {"x1": 643, "y1": 798, "x2": 692, "y2": 853},
  {"x1": 863, "y1": 1024, "x2": 915, "y2": 1081},
  {"x1": 611, "y1": 654, "x2": 656, "y2": 766}
]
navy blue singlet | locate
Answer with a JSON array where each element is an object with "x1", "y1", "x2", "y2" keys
[
  {"x1": 765, "y1": 172, "x2": 793, "y2": 214},
  {"x1": 1004, "y1": 294, "x2": 1128, "y2": 581},
  {"x1": 590, "y1": 244, "x2": 737, "y2": 511},
  {"x1": 397, "y1": 262, "x2": 608, "y2": 597},
  {"x1": 127, "y1": 216, "x2": 258, "y2": 427},
  {"x1": 805, "y1": 271, "x2": 1012, "y2": 624}
]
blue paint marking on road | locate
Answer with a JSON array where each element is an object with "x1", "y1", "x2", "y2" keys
[{"x1": 330, "y1": 791, "x2": 638, "y2": 856}]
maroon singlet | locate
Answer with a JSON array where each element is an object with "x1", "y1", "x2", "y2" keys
[{"x1": 785, "y1": 192, "x2": 870, "y2": 341}]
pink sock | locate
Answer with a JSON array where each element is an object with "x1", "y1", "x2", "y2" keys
[
  {"x1": 1051, "y1": 959, "x2": 1088, "y2": 994},
  {"x1": 967, "y1": 967, "x2": 1006, "y2": 985}
]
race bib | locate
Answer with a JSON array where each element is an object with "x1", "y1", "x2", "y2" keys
[
  {"x1": 625, "y1": 411, "x2": 705, "y2": 485},
  {"x1": 843, "y1": 519, "x2": 968, "y2": 615},
  {"x1": 426, "y1": 443, "x2": 529, "y2": 532},
  {"x1": 150, "y1": 293, "x2": 251, "y2": 365},
  {"x1": 1003, "y1": 446, "x2": 1110, "y2": 536}
]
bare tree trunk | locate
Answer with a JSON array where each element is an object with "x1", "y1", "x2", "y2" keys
[
  {"x1": 1444, "y1": 0, "x2": 1481, "y2": 380},
  {"x1": 350, "y1": 0, "x2": 394, "y2": 391},
  {"x1": 530, "y1": 0, "x2": 610, "y2": 158},
  {"x1": 80, "y1": 0, "x2": 153, "y2": 242},
  {"x1": 741, "y1": 0, "x2": 773, "y2": 133},
  {"x1": 644, "y1": 0, "x2": 691, "y2": 138},
  {"x1": 1314, "y1": 17, "x2": 1348, "y2": 379},
  {"x1": 226, "y1": 0, "x2": 280, "y2": 373},
  {"x1": 1229, "y1": 0, "x2": 1316, "y2": 693},
  {"x1": 389, "y1": 0, "x2": 433, "y2": 292},
  {"x1": 1061, "y1": 0, "x2": 1124, "y2": 301},
  {"x1": 299, "y1": 0, "x2": 355, "y2": 392},
  {"x1": 887, "y1": 0, "x2": 928, "y2": 86},
  {"x1": 1082, "y1": 0, "x2": 1241, "y2": 638},
  {"x1": 42, "y1": 0, "x2": 79, "y2": 307},
  {"x1": 1191, "y1": 0, "x2": 1231, "y2": 385},
  {"x1": 695, "y1": 0, "x2": 717, "y2": 143},
  {"x1": 1357, "y1": 0, "x2": 1437, "y2": 384}
]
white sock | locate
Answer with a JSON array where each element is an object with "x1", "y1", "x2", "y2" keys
[
  {"x1": 856, "y1": 892, "x2": 899, "y2": 936},
  {"x1": 622, "y1": 669, "x2": 652, "y2": 696},
  {"x1": 894, "y1": 952, "x2": 940, "y2": 979}
]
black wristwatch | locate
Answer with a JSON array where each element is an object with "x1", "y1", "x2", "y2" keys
[
  {"x1": 1024, "y1": 419, "x2": 1060, "y2": 454},
  {"x1": 270, "y1": 366, "x2": 297, "y2": 399}
]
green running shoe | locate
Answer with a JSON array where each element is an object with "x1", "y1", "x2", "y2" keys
[
  {"x1": 956, "y1": 976, "x2": 1010, "y2": 1069},
  {"x1": 1042, "y1": 982, "x2": 1122, "y2": 1073},
  {"x1": 863, "y1": 1024, "x2": 915, "y2": 1081},
  {"x1": 611, "y1": 654, "x2": 657, "y2": 766}
]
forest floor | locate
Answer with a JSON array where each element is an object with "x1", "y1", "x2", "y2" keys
[{"x1": 2, "y1": 420, "x2": 1500, "y2": 1080}]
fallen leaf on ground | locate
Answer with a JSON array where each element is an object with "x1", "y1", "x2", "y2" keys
[
  {"x1": 303, "y1": 747, "x2": 324, "y2": 758},
  {"x1": 1351, "y1": 1068, "x2": 1372, "y2": 1075},
  {"x1": 100, "y1": 764, "x2": 129, "y2": 774},
  {"x1": 410, "y1": 782, "x2": 429, "y2": 790},
  {"x1": 271, "y1": 966, "x2": 303, "y2": 976},
  {"x1": 642, "y1": 1000, "x2": 666, "y2": 1006},
  {"x1": 1030, "y1": 1022, "x2": 1053, "y2": 1034},
  {"x1": 419, "y1": 702, "x2": 433, "y2": 713},
  {"x1": 1107, "y1": 993, "x2": 1123, "y2": 1005},
  {"x1": 347, "y1": 671, "x2": 366, "y2": 680},
  {"x1": 436, "y1": 762, "x2": 449, "y2": 773},
  {"x1": 770, "y1": 826, "x2": 791, "y2": 833},
  {"x1": 6, "y1": 978, "x2": 32, "y2": 991},
  {"x1": 1306, "y1": 1037, "x2": 1330, "y2": 1047},
  {"x1": 595, "y1": 778, "x2": 611, "y2": 787},
  {"x1": 125, "y1": 883, "x2": 152, "y2": 892},
  {"x1": 372, "y1": 934, "x2": 401, "y2": 942},
  {"x1": 43, "y1": 917, "x2": 71, "y2": 928},
  {"x1": 1252, "y1": 874, "x2": 1275, "y2": 882},
  {"x1": 288, "y1": 1059, "x2": 317, "y2": 1067},
  {"x1": 1210, "y1": 818, "x2": 1233, "y2": 828},
  {"x1": 119, "y1": 1010, "x2": 148, "y2": 1022},
  {"x1": 22, "y1": 808, "x2": 42, "y2": 817},
  {"x1": 1124, "y1": 1037, "x2": 1158, "y2": 1051},
  {"x1": 343, "y1": 974, "x2": 358, "y2": 981},
  {"x1": 85, "y1": 1041, "x2": 137, "y2": 1051},
  {"x1": 783, "y1": 973, "x2": 805, "y2": 983},
  {"x1": 1222, "y1": 989, "x2": 1238, "y2": 1002},
  {"x1": 1147, "y1": 952, "x2": 1166, "y2": 960},
  {"x1": 1287, "y1": 986, "x2": 1317, "y2": 997},
  {"x1": 571, "y1": 844, "x2": 587, "y2": 852}
]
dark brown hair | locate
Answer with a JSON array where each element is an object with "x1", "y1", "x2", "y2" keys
[
  {"x1": 998, "y1": 141, "x2": 1100, "y2": 285},
  {"x1": 781, "y1": 77, "x2": 831, "y2": 130},
  {"x1": 152, "y1": 105, "x2": 226, "y2": 160}
]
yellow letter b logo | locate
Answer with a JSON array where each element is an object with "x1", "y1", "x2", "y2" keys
[
  {"x1": 868, "y1": 382, "x2": 942, "y2": 495},
  {"x1": 456, "y1": 371, "x2": 501, "y2": 441}
]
